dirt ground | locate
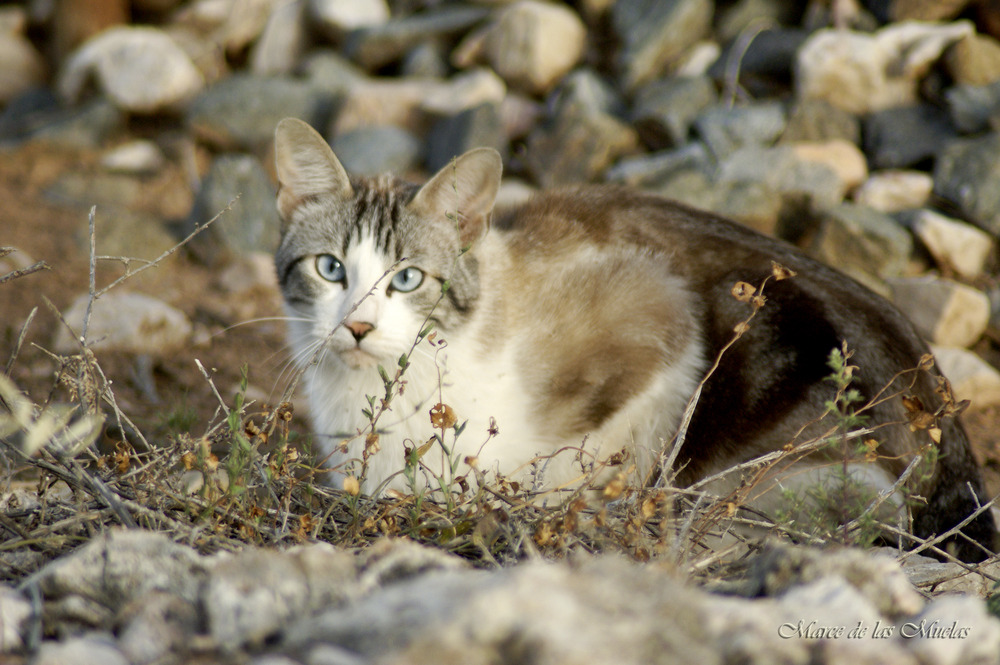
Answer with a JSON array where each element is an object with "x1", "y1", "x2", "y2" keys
[{"x1": 3, "y1": 138, "x2": 1000, "y2": 498}]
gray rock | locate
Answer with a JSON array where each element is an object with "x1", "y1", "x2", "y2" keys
[
  {"x1": 717, "y1": 145, "x2": 845, "y2": 212},
  {"x1": 708, "y1": 28, "x2": 808, "y2": 86},
  {"x1": 809, "y1": 202, "x2": 913, "y2": 283},
  {"x1": 401, "y1": 42, "x2": 450, "y2": 78},
  {"x1": 931, "y1": 345, "x2": 1000, "y2": 410},
  {"x1": 20, "y1": 98, "x2": 124, "y2": 150},
  {"x1": 887, "y1": 276, "x2": 990, "y2": 347},
  {"x1": 188, "y1": 153, "x2": 281, "y2": 264},
  {"x1": 426, "y1": 103, "x2": 506, "y2": 173},
  {"x1": 300, "y1": 51, "x2": 367, "y2": 98},
  {"x1": 52, "y1": 291, "x2": 193, "y2": 355},
  {"x1": 332, "y1": 125, "x2": 423, "y2": 176},
  {"x1": 795, "y1": 22, "x2": 974, "y2": 114},
  {"x1": 116, "y1": 591, "x2": 200, "y2": 665},
  {"x1": 717, "y1": 0, "x2": 799, "y2": 42},
  {"x1": 631, "y1": 75, "x2": 717, "y2": 149},
  {"x1": 187, "y1": 74, "x2": 328, "y2": 150},
  {"x1": 553, "y1": 69, "x2": 626, "y2": 119},
  {"x1": 788, "y1": 139, "x2": 868, "y2": 195},
  {"x1": 863, "y1": 104, "x2": 957, "y2": 169},
  {"x1": 946, "y1": 80, "x2": 1000, "y2": 134},
  {"x1": 451, "y1": 1, "x2": 587, "y2": 95},
  {"x1": 605, "y1": 141, "x2": 713, "y2": 188},
  {"x1": 343, "y1": 5, "x2": 488, "y2": 71},
  {"x1": 0, "y1": 28, "x2": 46, "y2": 105},
  {"x1": 910, "y1": 208, "x2": 994, "y2": 280},
  {"x1": 0, "y1": 584, "x2": 30, "y2": 652},
  {"x1": 694, "y1": 101, "x2": 787, "y2": 159},
  {"x1": 612, "y1": 0, "x2": 714, "y2": 90},
  {"x1": 100, "y1": 140, "x2": 166, "y2": 175},
  {"x1": 933, "y1": 133, "x2": 1000, "y2": 234},
  {"x1": 902, "y1": 595, "x2": 1000, "y2": 665},
  {"x1": 853, "y1": 170, "x2": 933, "y2": 213},
  {"x1": 250, "y1": 0, "x2": 311, "y2": 76},
  {"x1": 57, "y1": 26, "x2": 204, "y2": 113},
  {"x1": 308, "y1": 0, "x2": 390, "y2": 41},
  {"x1": 525, "y1": 103, "x2": 639, "y2": 187},
  {"x1": 75, "y1": 209, "x2": 178, "y2": 263},
  {"x1": 780, "y1": 98, "x2": 861, "y2": 145},
  {"x1": 33, "y1": 635, "x2": 130, "y2": 665}
]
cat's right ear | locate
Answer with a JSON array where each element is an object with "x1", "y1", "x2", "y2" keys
[{"x1": 274, "y1": 118, "x2": 353, "y2": 224}]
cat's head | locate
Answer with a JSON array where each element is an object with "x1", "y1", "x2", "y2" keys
[{"x1": 272, "y1": 118, "x2": 502, "y2": 370}]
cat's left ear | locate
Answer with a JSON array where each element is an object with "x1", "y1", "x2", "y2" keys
[{"x1": 409, "y1": 148, "x2": 502, "y2": 248}]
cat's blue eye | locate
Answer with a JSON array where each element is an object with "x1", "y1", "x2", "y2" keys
[
  {"x1": 390, "y1": 267, "x2": 424, "y2": 293},
  {"x1": 315, "y1": 254, "x2": 346, "y2": 283}
]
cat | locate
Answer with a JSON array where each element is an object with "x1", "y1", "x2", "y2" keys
[{"x1": 272, "y1": 117, "x2": 996, "y2": 562}]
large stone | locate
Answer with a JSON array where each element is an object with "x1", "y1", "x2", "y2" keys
[
  {"x1": 170, "y1": 0, "x2": 274, "y2": 56},
  {"x1": 904, "y1": 595, "x2": 1000, "y2": 665},
  {"x1": 863, "y1": 103, "x2": 957, "y2": 169},
  {"x1": 886, "y1": 0, "x2": 972, "y2": 21},
  {"x1": 612, "y1": 0, "x2": 714, "y2": 90},
  {"x1": 933, "y1": 133, "x2": 1000, "y2": 234},
  {"x1": 249, "y1": 0, "x2": 311, "y2": 76},
  {"x1": 57, "y1": 27, "x2": 205, "y2": 113},
  {"x1": 187, "y1": 74, "x2": 327, "y2": 150},
  {"x1": 187, "y1": 153, "x2": 281, "y2": 264},
  {"x1": 795, "y1": 21, "x2": 974, "y2": 114},
  {"x1": 931, "y1": 345, "x2": 1000, "y2": 409},
  {"x1": 426, "y1": 103, "x2": 506, "y2": 172},
  {"x1": 0, "y1": 27, "x2": 46, "y2": 106},
  {"x1": 631, "y1": 75, "x2": 717, "y2": 149},
  {"x1": 945, "y1": 80, "x2": 1000, "y2": 133},
  {"x1": 888, "y1": 276, "x2": 990, "y2": 347},
  {"x1": 308, "y1": 0, "x2": 390, "y2": 40},
  {"x1": 33, "y1": 636, "x2": 130, "y2": 665},
  {"x1": 605, "y1": 142, "x2": 713, "y2": 188},
  {"x1": 693, "y1": 100, "x2": 787, "y2": 159},
  {"x1": 910, "y1": 208, "x2": 994, "y2": 279},
  {"x1": 452, "y1": 1, "x2": 586, "y2": 95},
  {"x1": 331, "y1": 125, "x2": 423, "y2": 176},
  {"x1": 788, "y1": 139, "x2": 868, "y2": 194},
  {"x1": 717, "y1": 145, "x2": 846, "y2": 212},
  {"x1": 810, "y1": 203, "x2": 913, "y2": 283},
  {"x1": 853, "y1": 170, "x2": 933, "y2": 213},
  {"x1": 779, "y1": 98, "x2": 861, "y2": 145},
  {"x1": 100, "y1": 140, "x2": 166, "y2": 175},
  {"x1": 53, "y1": 291, "x2": 193, "y2": 355},
  {"x1": 0, "y1": 585, "x2": 30, "y2": 652},
  {"x1": 945, "y1": 32, "x2": 1000, "y2": 86}
]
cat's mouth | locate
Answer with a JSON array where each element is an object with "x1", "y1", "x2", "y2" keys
[{"x1": 340, "y1": 347, "x2": 380, "y2": 369}]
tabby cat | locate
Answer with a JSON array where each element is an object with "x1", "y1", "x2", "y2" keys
[{"x1": 273, "y1": 117, "x2": 995, "y2": 561}]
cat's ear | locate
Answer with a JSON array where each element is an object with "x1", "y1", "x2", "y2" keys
[
  {"x1": 409, "y1": 148, "x2": 502, "y2": 248},
  {"x1": 274, "y1": 118, "x2": 353, "y2": 223}
]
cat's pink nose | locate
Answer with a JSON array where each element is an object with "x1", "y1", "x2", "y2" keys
[{"x1": 345, "y1": 321, "x2": 375, "y2": 341}]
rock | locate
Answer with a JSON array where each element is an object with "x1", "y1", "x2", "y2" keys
[
  {"x1": 53, "y1": 291, "x2": 193, "y2": 354},
  {"x1": 810, "y1": 203, "x2": 913, "y2": 283},
  {"x1": 308, "y1": 0, "x2": 390, "y2": 40},
  {"x1": 100, "y1": 140, "x2": 166, "y2": 175},
  {"x1": 631, "y1": 75, "x2": 717, "y2": 149},
  {"x1": 33, "y1": 635, "x2": 130, "y2": 665},
  {"x1": 301, "y1": 50, "x2": 367, "y2": 97},
  {"x1": 187, "y1": 74, "x2": 327, "y2": 150},
  {"x1": 498, "y1": 92, "x2": 544, "y2": 141},
  {"x1": 887, "y1": 276, "x2": 990, "y2": 347},
  {"x1": 863, "y1": 104, "x2": 957, "y2": 169},
  {"x1": 171, "y1": 0, "x2": 273, "y2": 57},
  {"x1": 0, "y1": 27, "x2": 46, "y2": 106},
  {"x1": 910, "y1": 209, "x2": 994, "y2": 279},
  {"x1": 717, "y1": 145, "x2": 846, "y2": 212},
  {"x1": 17, "y1": 98, "x2": 124, "y2": 149},
  {"x1": 525, "y1": 104, "x2": 639, "y2": 187},
  {"x1": 945, "y1": 32, "x2": 1000, "y2": 86},
  {"x1": 343, "y1": 5, "x2": 488, "y2": 71},
  {"x1": 612, "y1": 0, "x2": 714, "y2": 90},
  {"x1": 933, "y1": 133, "x2": 1000, "y2": 234},
  {"x1": 0, "y1": 584, "x2": 30, "y2": 652},
  {"x1": 717, "y1": 0, "x2": 799, "y2": 42},
  {"x1": 903, "y1": 595, "x2": 1000, "y2": 665},
  {"x1": 187, "y1": 153, "x2": 281, "y2": 264},
  {"x1": 426, "y1": 103, "x2": 506, "y2": 173},
  {"x1": 249, "y1": 0, "x2": 311, "y2": 76},
  {"x1": 788, "y1": 139, "x2": 868, "y2": 194},
  {"x1": 795, "y1": 21, "x2": 975, "y2": 114},
  {"x1": 886, "y1": 0, "x2": 972, "y2": 20},
  {"x1": 945, "y1": 80, "x2": 1000, "y2": 133},
  {"x1": 853, "y1": 170, "x2": 934, "y2": 213},
  {"x1": 780, "y1": 98, "x2": 861, "y2": 145},
  {"x1": 552, "y1": 69, "x2": 626, "y2": 119},
  {"x1": 708, "y1": 28, "x2": 809, "y2": 87},
  {"x1": 693, "y1": 100, "x2": 787, "y2": 159},
  {"x1": 931, "y1": 345, "x2": 1000, "y2": 409},
  {"x1": 402, "y1": 42, "x2": 450, "y2": 78},
  {"x1": 75, "y1": 209, "x2": 179, "y2": 263},
  {"x1": 332, "y1": 125, "x2": 423, "y2": 176},
  {"x1": 331, "y1": 69, "x2": 506, "y2": 136},
  {"x1": 674, "y1": 41, "x2": 721, "y2": 77},
  {"x1": 57, "y1": 27, "x2": 205, "y2": 113},
  {"x1": 116, "y1": 591, "x2": 200, "y2": 665},
  {"x1": 605, "y1": 142, "x2": 713, "y2": 188},
  {"x1": 452, "y1": 1, "x2": 586, "y2": 95},
  {"x1": 49, "y1": 0, "x2": 128, "y2": 64}
]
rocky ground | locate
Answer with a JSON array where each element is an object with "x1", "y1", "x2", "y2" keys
[{"x1": 6, "y1": 0, "x2": 1000, "y2": 663}]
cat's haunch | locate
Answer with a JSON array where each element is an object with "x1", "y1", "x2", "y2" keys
[{"x1": 273, "y1": 117, "x2": 996, "y2": 563}]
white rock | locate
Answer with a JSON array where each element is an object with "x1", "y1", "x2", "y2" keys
[
  {"x1": 931, "y1": 345, "x2": 1000, "y2": 409},
  {"x1": 912, "y1": 209, "x2": 994, "y2": 280},
  {"x1": 101, "y1": 140, "x2": 166, "y2": 174},
  {"x1": 0, "y1": 30, "x2": 46, "y2": 105},
  {"x1": 172, "y1": 0, "x2": 276, "y2": 55},
  {"x1": 903, "y1": 595, "x2": 1000, "y2": 665},
  {"x1": 854, "y1": 170, "x2": 934, "y2": 213},
  {"x1": 0, "y1": 585, "x2": 30, "y2": 651},
  {"x1": 789, "y1": 139, "x2": 869, "y2": 195},
  {"x1": 53, "y1": 291, "x2": 193, "y2": 355},
  {"x1": 796, "y1": 21, "x2": 974, "y2": 114},
  {"x1": 58, "y1": 26, "x2": 205, "y2": 113},
  {"x1": 888, "y1": 276, "x2": 990, "y2": 348},
  {"x1": 250, "y1": 0, "x2": 310, "y2": 76},
  {"x1": 309, "y1": 0, "x2": 389, "y2": 38},
  {"x1": 452, "y1": 0, "x2": 586, "y2": 95}
]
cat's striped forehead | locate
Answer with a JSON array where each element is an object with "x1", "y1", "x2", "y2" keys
[{"x1": 338, "y1": 175, "x2": 420, "y2": 260}]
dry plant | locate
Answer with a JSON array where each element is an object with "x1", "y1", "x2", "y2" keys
[{"x1": 1, "y1": 203, "x2": 998, "y2": 600}]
